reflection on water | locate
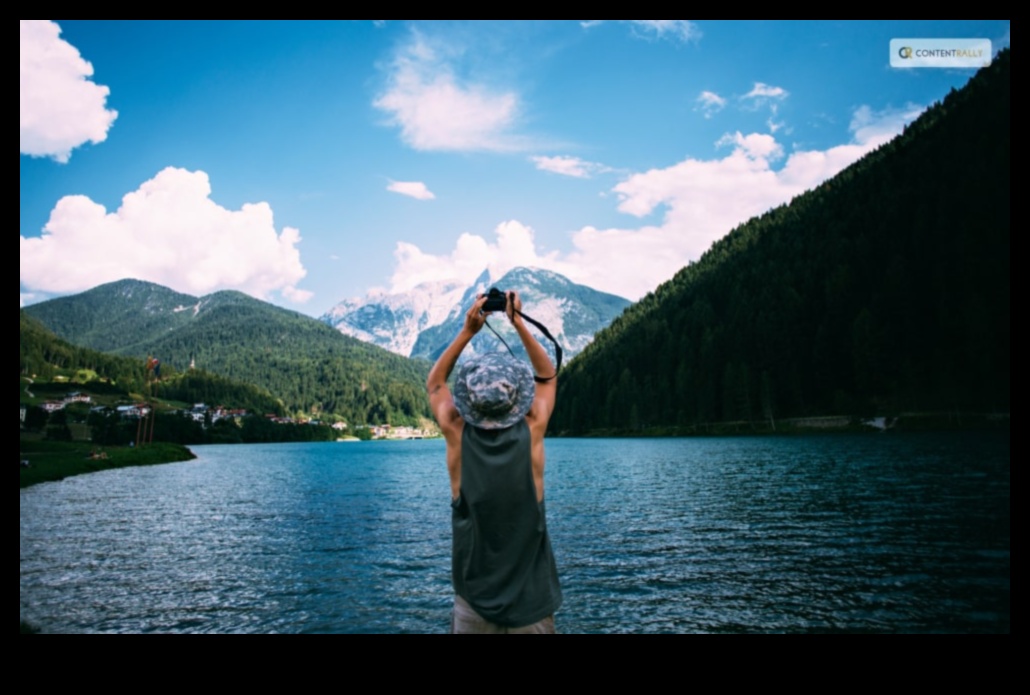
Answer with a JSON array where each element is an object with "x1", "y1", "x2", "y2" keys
[{"x1": 21, "y1": 433, "x2": 1009, "y2": 633}]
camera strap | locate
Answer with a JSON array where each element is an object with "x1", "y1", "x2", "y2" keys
[{"x1": 483, "y1": 310, "x2": 563, "y2": 383}]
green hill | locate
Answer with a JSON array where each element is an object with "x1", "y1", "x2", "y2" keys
[
  {"x1": 20, "y1": 310, "x2": 283, "y2": 414},
  {"x1": 24, "y1": 281, "x2": 431, "y2": 425},
  {"x1": 551, "y1": 50, "x2": 1010, "y2": 434}
]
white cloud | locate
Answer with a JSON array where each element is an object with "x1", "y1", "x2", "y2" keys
[
  {"x1": 849, "y1": 103, "x2": 924, "y2": 148},
  {"x1": 281, "y1": 284, "x2": 314, "y2": 303},
  {"x1": 389, "y1": 221, "x2": 576, "y2": 293},
  {"x1": 531, "y1": 155, "x2": 606, "y2": 178},
  {"x1": 743, "y1": 82, "x2": 789, "y2": 101},
  {"x1": 387, "y1": 105, "x2": 924, "y2": 300},
  {"x1": 568, "y1": 106, "x2": 921, "y2": 297},
  {"x1": 374, "y1": 32, "x2": 521, "y2": 152},
  {"x1": 628, "y1": 20, "x2": 700, "y2": 43},
  {"x1": 20, "y1": 167, "x2": 311, "y2": 303},
  {"x1": 740, "y1": 83, "x2": 789, "y2": 130},
  {"x1": 20, "y1": 20, "x2": 118, "y2": 163},
  {"x1": 387, "y1": 180, "x2": 436, "y2": 200},
  {"x1": 696, "y1": 90, "x2": 727, "y2": 118}
]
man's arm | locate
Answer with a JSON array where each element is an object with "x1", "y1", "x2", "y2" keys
[
  {"x1": 506, "y1": 291, "x2": 557, "y2": 425},
  {"x1": 427, "y1": 295, "x2": 488, "y2": 433},
  {"x1": 429, "y1": 296, "x2": 488, "y2": 500}
]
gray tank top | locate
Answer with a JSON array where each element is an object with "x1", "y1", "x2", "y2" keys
[{"x1": 451, "y1": 419, "x2": 562, "y2": 627}]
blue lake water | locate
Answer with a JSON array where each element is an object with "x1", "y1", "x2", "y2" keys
[{"x1": 20, "y1": 433, "x2": 1009, "y2": 633}]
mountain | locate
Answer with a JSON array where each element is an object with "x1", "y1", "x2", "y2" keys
[
  {"x1": 550, "y1": 49, "x2": 1010, "y2": 434},
  {"x1": 322, "y1": 267, "x2": 631, "y2": 364},
  {"x1": 23, "y1": 279, "x2": 432, "y2": 425},
  {"x1": 322, "y1": 279, "x2": 467, "y2": 356},
  {"x1": 23, "y1": 279, "x2": 202, "y2": 356}
]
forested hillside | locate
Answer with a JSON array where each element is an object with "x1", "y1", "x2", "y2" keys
[
  {"x1": 22, "y1": 310, "x2": 147, "y2": 390},
  {"x1": 552, "y1": 50, "x2": 1009, "y2": 434},
  {"x1": 21, "y1": 310, "x2": 283, "y2": 414},
  {"x1": 25, "y1": 282, "x2": 431, "y2": 425}
]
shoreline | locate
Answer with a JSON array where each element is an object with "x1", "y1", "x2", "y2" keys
[
  {"x1": 19, "y1": 440, "x2": 196, "y2": 489},
  {"x1": 552, "y1": 411, "x2": 1010, "y2": 438}
]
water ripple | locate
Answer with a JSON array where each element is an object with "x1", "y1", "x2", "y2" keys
[{"x1": 22, "y1": 433, "x2": 1008, "y2": 633}]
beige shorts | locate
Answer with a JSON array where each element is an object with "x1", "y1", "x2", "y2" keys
[{"x1": 451, "y1": 595, "x2": 556, "y2": 634}]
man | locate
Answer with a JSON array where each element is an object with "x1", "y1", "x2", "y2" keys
[{"x1": 427, "y1": 291, "x2": 562, "y2": 633}]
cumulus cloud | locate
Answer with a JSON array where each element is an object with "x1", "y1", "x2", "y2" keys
[
  {"x1": 530, "y1": 155, "x2": 606, "y2": 178},
  {"x1": 567, "y1": 107, "x2": 921, "y2": 297},
  {"x1": 20, "y1": 167, "x2": 311, "y2": 303},
  {"x1": 20, "y1": 20, "x2": 118, "y2": 163},
  {"x1": 374, "y1": 32, "x2": 521, "y2": 152},
  {"x1": 388, "y1": 105, "x2": 923, "y2": 300},
  {"x1": 696, "y1": 90, "x2": 727, "y2": 118},
  {"x1": 387, "y1": 180, "x2": 436, "y2": 200},
  {"x1": 388, "y1": 221, "x2": 576, "y2": 293}
]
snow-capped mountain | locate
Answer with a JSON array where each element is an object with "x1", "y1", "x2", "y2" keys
[
  {"x1": 321, "y1": 267, "x2": 631, "y2": 364},
  {"x1": 321, "y1": 279, "x2": 467, "y2": 356}
]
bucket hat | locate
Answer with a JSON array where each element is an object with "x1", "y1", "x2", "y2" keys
[{"x1": 453, "y1": 352, "x2": 535, "y2": 429}]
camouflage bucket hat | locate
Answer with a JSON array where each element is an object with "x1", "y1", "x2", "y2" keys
[{"x1": 453, "y1": 352, "x2": 535, "y2": 430}]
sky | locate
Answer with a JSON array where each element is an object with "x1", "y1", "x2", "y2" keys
[{"x1": 20, "y1": 20, "x2": 1010, "y2": 317}]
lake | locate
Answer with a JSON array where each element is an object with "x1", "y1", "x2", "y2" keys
[{"x1": 20, "y1": 432, "x2": 1009, "y2": 633}]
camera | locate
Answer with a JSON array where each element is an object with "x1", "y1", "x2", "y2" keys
[{"x1": 482, "y1": 287, "x2": 508, "y2": 313}]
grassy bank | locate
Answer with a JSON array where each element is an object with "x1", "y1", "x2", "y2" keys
[{"x1": 19, "y1": 440, "x2": 196, "y2": 489}]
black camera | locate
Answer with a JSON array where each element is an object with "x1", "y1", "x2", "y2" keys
[{"x1": 482, "y1": 287, "x2": 508, "y2": 313}]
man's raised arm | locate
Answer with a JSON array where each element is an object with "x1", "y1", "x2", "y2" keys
[
  {"x1": 506, "y1": 291, "x2": 557, "y2": 423},
  {"x1": 427, "y1": 295, "x2": 488, "y2": 431}
]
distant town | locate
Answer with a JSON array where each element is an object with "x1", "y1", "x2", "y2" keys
[{"x1": 23, "y1": 390, "x2": 437, "y2": 441}]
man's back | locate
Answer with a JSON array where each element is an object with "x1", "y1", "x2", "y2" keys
[{"x1": 452, "y1": 420, "x2": 562, "y2": 627}]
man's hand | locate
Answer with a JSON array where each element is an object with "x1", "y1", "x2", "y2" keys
[{"x1": 464, "y1": 294, "x2": 488, "y2": 335}]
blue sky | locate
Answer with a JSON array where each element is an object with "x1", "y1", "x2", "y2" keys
[{"x1": 20, "y1": 20, "x2": 1010, "y2": 316}]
